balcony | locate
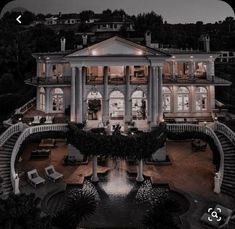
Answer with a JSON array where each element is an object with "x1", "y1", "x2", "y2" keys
[
  {"x1": 130, "y1": 75, "x2": 148, "y2": 85},
  {"x1": 86, "y1": 75, "x2": 104, "y2": 85},
  {"x1": 163, "y1": 75, "x2": 231, "y2": 86},
  {"x1": 108, "y1": 75, "x2": 126, "y2": 85},
  {"x1": 25, "y1": 76, "x2": 71, "y2": 86}
]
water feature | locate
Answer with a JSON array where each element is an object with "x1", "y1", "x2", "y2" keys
[{"x1": 43, "y1": 159, "x2": 190, "y2": 227}]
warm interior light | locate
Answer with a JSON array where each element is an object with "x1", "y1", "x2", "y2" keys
[{"x1": 137, "y1": 50, "x2": 143, "y2": 55}]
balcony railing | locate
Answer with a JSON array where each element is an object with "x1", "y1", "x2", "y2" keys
[
  {"x1": 86, "y1": 75, "x2": 104, "y2": 85},
  {"x1": 25, "y1": 76, "x2": 71, "y2": 85},
  {"x1": 163, "y1": 75, "x2": 231, "y2": 85},
  {"x1": 108, "y1": 75, "x2": 126, "y2": 84}
]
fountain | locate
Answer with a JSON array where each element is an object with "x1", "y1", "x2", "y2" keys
[{"x1": 101, "y1": 160, "x2": 134, "y2": 196}]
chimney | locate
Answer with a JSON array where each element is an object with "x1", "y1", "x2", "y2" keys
[
  {"x1": 201, "y1": 34, "x2": 210, "y2": 52},
  {"x1": 145, "y1": 31, "x2": 151, "y2": 47},
  {"x1": 60, "y1": 37, "x2": 66, "y2": 52},
  {"x1": 82, "y1": 34, "x2": 88, "y2": 46}
]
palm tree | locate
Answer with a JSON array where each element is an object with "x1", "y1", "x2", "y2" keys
[{"x1": 52, "y1": 187, "x2": 97, "y2": 229}]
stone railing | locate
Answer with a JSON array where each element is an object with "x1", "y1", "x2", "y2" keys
[
  {"x1": 167, "y1": 123, "x2": 224, "y2": 193},
  {"x1": 15, "y1": 97, "x2": 36, "y2": 115},
  {"x1": 0, "y1": 123, "x2": 27, "y2": 147},
  {"x1": 11, "y1": 124, "x2": 68, "y2": 194},
  {"x1": 214, "y1": 122, "x2": 235, "y2": 145}
]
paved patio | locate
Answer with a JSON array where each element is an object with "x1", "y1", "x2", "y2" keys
[{"x1": 16, "y1": 139, "x2": 235, "y2": 229}]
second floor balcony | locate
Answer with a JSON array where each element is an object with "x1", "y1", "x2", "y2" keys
[{"x1": 25, "y1": 76, "x2": 71, "y2": 86}]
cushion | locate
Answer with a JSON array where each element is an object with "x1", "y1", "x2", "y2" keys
[
  {"x1": 31, "y1": 173, "x2": 37, "y2": 179},
  {"x1": 47, "y1": 168, "x2": 54, "y2": 175}
]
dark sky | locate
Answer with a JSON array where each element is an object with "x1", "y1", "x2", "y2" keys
[{"x1": 1, "y1": 0, "x2": 234, "y2": 24}]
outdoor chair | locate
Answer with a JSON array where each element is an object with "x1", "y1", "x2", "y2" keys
[
  {"x1": 45, "y1": 165, "x2": 63, "y2": 182},
  {"x1": 27, "y1": 169, "x2": 45, "y2": 188},
  {"x1": 45, "y1": 116, "x2": 54, "y2": 124},
  {"x1": 32, "y1": 116, "x2": 42, "y2": 125}
]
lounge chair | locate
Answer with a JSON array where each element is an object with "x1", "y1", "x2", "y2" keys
[
  {"x1": 45, "y1": 116, "x2": 53, "y2": 124},
  {"x1": 45, "y1": 165, "x2": 63, "y2": 182},
  {"x1": 215, "y1": 204, "x2": 233, "y2": 219},
  {"x1": 27, "y1": 169, "x2": 45, "y2": 188},
  {"x1": 32, "y1": 116, "x2": 41, "y2": 125}
]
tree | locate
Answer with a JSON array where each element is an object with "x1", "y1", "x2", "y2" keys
[
  {"x1": 0, "y1": 193, "x2": 45, "y2": 229},
  {"x1": 79, "y1": 10, "x2": 95, "y2": 22},
  {"x1": 52, "y1": 186, "x2": 97, "y2": 229}
]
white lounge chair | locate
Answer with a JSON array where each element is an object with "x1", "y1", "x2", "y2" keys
[
  {"x1": 32, "y1": 116, "x2": 41, "y2": 125},
  {"x1": 201, "y1": 212, "x2": 230, "y2": 228},
  {"x1": 27, "y1": 169, "x2": 45, "y2": 188},
  {"x1": 45, "y1": 165, "x2": 63, "y2": 182},
  {"x1": 45, "y1": 116, "x2": 53, "y2": 124}
]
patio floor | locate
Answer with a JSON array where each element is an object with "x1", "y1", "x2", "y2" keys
[{"x1": 16, "y1": 139, "x2": 235, "y2": 229}]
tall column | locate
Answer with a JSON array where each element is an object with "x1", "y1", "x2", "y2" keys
[
  {"x1": 45, "y1": 87, "x2": 50, "y2": 114},
  {"x1": 36, "y1": 87, "x2": 40, "y2": 110},
  {"x1": 45, "y1": 62, "x2": 52, "y2": 78},
  {"x1": 36, "y1": 62, "x2": 41, "y2": 77},
  {"x1": 147, "y1": 66, "x2": 152, "y2": 123},
  {"x1": 158, "y1": 66, "x2": 163, "y2": 123},
  {"x1": 76, "y1": 67, "x2": 83, "y2": 123},
  {"x1": 125, "y1": 66, "x2": 131, "y2": 123},
  {"x1": 189, "y1": 61, "x2": 195, "y2": 80},
  {"x1": 91, "y1": 155, "x2": 99, "y2": 182},
  {"x1": 103, "y1": 66, "x2": 109, "y2": 123},
  {"x1": 207, "y1": 60, "x2": 214, "y2": 81},
  {"x1": 172, "y1": 61, "x2": 177, "y2": 80},
  {"x1": 70, "y1": 67, "x2": 76, "y2": 122},
  {"x1": 136, "y1": 159, "x2": 144, "y2": 182},
  {"x1": 152, "y1": 66, "x2": 159, "y2": 125},
  {"x1": 82, "y1": 67, "x2": 86, "y2": 122}
]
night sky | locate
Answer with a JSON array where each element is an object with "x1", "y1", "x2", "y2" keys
[{"x1": 1, "y1": 0, "x2": 234, "y2": 24}]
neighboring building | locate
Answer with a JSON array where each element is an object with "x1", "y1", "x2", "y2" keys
[{"x1": 25, "y1": 35, "x2": 231, "y2": 129}]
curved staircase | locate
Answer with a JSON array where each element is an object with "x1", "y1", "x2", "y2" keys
[
  {"x1": 0, "y1": 132, "x2": 21, "y2": 196},
  {"x1": 215, "y1": 131, "x2": 235, "y2": 198}
]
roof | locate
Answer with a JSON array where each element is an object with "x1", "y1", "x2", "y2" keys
[{"x1": 66, "y1": 35, "x2": 170, "y2": 58}]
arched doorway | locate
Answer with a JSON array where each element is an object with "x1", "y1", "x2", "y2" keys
[
  {"x1": 196, "y1": 87, "x2": 208, "y2": 111},
  {"x1": 87, "y1": 91, "x2": 102, "y2": 121},
  {"x1": 52, "y1": 88, "x2": 64, "y2": 112},
  {"x1": 177, "y1": 87, "x2": 190, "y2": 112},
  {"x1": 131, "y1": 90, "x2": 147, "y2": 120},
  {"x1": 109, "y1": 90, "x2": 125, "y2": 120}
]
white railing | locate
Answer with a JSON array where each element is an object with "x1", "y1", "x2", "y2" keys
[
  {"x1": 214, "y1": 122, "x2": 235, "y2": 145},
  {"x1": 15, "y1": 97, "x2": 36, "y2": 115},
  {"x1": 11, "y1": 124, "x2": 68, "y2": 194},
  {"x1": 167, "y1": 123, "x2": 224, "y2": 193},
  {"x1": 0, "y1": 123, "x2": 26, "y2": 147}
]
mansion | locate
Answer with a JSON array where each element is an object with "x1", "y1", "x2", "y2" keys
[{"x1": 26, "y1": 36, "x2": 231, "y2": 129}]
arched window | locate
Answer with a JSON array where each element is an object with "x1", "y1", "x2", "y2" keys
[
  {"x1": 52, "y1": 88, "x2": 64, "y2": 112},
  {"x1": 162, "y1": 87, "x2": 171, "y2": 112},
  {"x1": 39, "y1": 87, "x2": 45, "y2": 111},
  {"x1": 109, "y1": 90, "x2": 125, "y2": 119},
  {"x1": 196, "y1": 87, "x2": 207, "y2": 111},
  {"x1": 131, "y1": 90, "x2": 147, "y2": 120},
  {"x1": 177, "y1": 87, "x2": 189, "y2": 111},
  {"x1": 87, "y1": 91, "x2": 102, "y2": 120}
]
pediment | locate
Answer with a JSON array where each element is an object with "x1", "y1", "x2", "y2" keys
[{"x1": 67, "y1": 36, "x2": 166, "y2": 57}]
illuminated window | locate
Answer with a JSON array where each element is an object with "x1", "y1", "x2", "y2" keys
[
  {"x1": 196, "y1": 87, "x2": 207, "y2": 111},
  {"x1": 131, "y1": 90, "x2": 147, "y2": 120},
  {"x1": 39, "y1": 87, "x2": 45, "y2": 111},
  {"x1": 177, "y1": 87, "x2": 189, "y2": 111},
  {"x1": 109, "y1": 90, "x2": 125, "y2": 119},
  {"x1": 52, "y1": 88, "x2": 64, "y2": 112},
  {"x1": 162, "y1": 87, "x2": 171, "y2": 112}
]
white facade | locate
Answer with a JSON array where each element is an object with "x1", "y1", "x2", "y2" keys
[{"x1": 28, "y1": 36, "x2": 230, "y2": 129}]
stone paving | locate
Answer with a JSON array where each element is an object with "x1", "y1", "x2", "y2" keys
[{"x1": 17, "y1": 140, "x2": 235, "y2": 229}]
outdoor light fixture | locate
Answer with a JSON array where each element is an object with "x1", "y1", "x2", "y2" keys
[
  {"x1": 18, "y1": 118, "x2": 22, "y2": 121},
  {"x1": 29, "y1": 122, "x2": 32, "y2": 126},
  {"x1": 214, "y1": 117, "x2": 218, "y2": 122},
  {"x1": 190, "y1": 56, "x2": 194, "y2": 59},
  {"x1": 204, "y1": 121, "x2": 207, "y2": 126}
]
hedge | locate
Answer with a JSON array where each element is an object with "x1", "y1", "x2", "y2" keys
[{"x1": 67, "y1": 123, "x2": 167, "y2": 160}]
